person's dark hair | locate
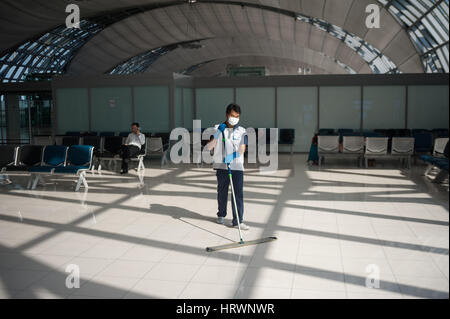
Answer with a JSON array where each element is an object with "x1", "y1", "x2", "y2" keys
[
  {"x1": 131, "y1": 122, "x2": 140, "y2": 128},
  {"x1": 226, "y1": 103, "x2": 241, "y2": 115}
]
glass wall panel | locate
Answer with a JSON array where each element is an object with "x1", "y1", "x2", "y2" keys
[
  {"x1": 363, "y1": 86, "x2": 406, "y2": 130},
  {"x1": 196, "y1": 88, "x2": 234, "y2": 129},
  {"x1": 408, "y1": 85, "x2": 449, "y2": 129},
  {"x1": 91, "y1": 87, "x2": 132, "y2": 133},
  {"x1": 236, "y1": 87, "x2": 276, "y2": 129},
  {"x1": 319, "y1": 86, "x2": 361, "y2": 130},
  {"x1": 175, "y1": 87, "x2": 183, "y2": 128},
  {"x1": 277, "y1": 87, "x2": 318, "y2": 152},
  {"x1": 56, "y1": 88, "x2": 89, "y2": 134},
  {"x1": 134, "y1": 86, "x2": 170, "y2": 133},
  {"x1": 0, "y1": 95, "x2": 6, "y2": 143},
  {"x1": 183, "y1": 88, "x2": 194, "y2": 130}
]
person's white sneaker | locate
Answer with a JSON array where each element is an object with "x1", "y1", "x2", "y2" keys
[
  {"x1": 217, "y1": 217, "x2": 225, "y2": 224},
  {"x1": 238, "y1": 223, "x2": 250, "y2": 230},
  {"x1": 228, "y1": 222, "x2": 250, "y2": 230}
]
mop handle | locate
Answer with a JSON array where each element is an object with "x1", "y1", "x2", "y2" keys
[
  {"x1": 227, "y1": 163, "x2": 244, "y2": 243},
  {"x1": 221, "y1": 128, "x2": 244, "y2": 243}
]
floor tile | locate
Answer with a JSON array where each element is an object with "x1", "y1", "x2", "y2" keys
[{"x1": 0, "y1": 155, "x2": 447, "y2": 299}]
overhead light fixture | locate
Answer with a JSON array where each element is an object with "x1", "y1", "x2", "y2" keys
[
  {"x1": 180, "y1": 41, "x2": 204, "y2": 49},
  {"x1": 298, "y1": 67, "x2": 312, "y2": 75},
  {"x1": 188, "y1": 0, "x2": 197, "y2": 3}
]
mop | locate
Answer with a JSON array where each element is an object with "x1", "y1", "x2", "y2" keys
[{"x1": 206, "y1": 129, "x2": 277, "y2": 252}]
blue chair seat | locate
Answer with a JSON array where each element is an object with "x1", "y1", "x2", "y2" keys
[
  {"x1": 433, "y1": 158, "x2": 449, "y2": 169},
  {"x1": 423, "y1": 157, "x2": 440, "y2": 166},
  {"x1": 416, "y1": 147, "x2": 431, "y2": 153},
  {"x1": 5, "y1": 165, "x2": 29, "y2": 171},
  {"x1": 29, "y1": 166, "x2": 55, "y2": 173},
  {"x1": 54, "y1": 166, "x2": 89, "y2": 174},
  {"x1": 421, "y1": 155, "x2": 449, "y2": 171}
]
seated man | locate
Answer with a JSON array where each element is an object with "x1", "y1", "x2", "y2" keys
[{"x1": 120, "y1": 122, "x2": 145, "y2": 174}]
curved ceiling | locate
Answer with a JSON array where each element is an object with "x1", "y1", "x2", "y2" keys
[
  {"x1": 378, "y1": 0, "x2": 449, "y2": 73},
  {"x1": 141, "y1": 37, "x2": 356, "y2": 75},
  {"x1": 67, "y1": 2, "x2": 408, "y2": 75},
  {"x1": 0, "y1": 0, "x2": 447, "y2": 81}
]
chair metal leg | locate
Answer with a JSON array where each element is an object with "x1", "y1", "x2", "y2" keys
[
  {"x1": 75, "y1": 177, "x2": 82, "y2": 192},
  {"x1": 138, "y1": 158, "x2": 145, "y2": 171},
  {"x1": 1, "y1": 173, "x2": 11, "y2": 184},
  {"x1": 424, "y1": 164, "x2": 433, "y2": 176},
  {"x1": 27, "y1": 175, "x2": 33, "y2": 189},
  {"x1": 31, "y1": 175, "x2": 40, "y2": 190},
  {"x1": 433, "y1": 170, "x2": 449, "y2": 184},
  {"x1": 75, "y1": 172, "x2": 86, "y2": 192},
  {"x1": 81, "y1": 172, "x2": 88, "y2": 189},
  {"x1": 161, "y1": 152, "x2": 168, "y2": 167},
  {"x1": 365, "y1": 157, "x2": 369, "y2": 169}
]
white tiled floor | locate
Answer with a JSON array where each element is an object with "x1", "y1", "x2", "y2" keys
[{"x1": 0, "y1": 154, "x2": 448, "y2": 299}]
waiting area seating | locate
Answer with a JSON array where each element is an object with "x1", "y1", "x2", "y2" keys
[
  {"x1": 98, "y1": 142, "x2": 147, "y2": 172},
  {"x1": 315, "y1": 128, "x2": 449, "y2": 168},
  {"x1": 0, "y1": 145, "x2": 93, "y2": 191},
  {"x1": 0, "y1": 145, "x2": 17, "y2": 184},
  {"x1": 30, "y1": 132, "x2": 153, "y2": 172},
  {"x1": 433, "y1": 137, "x2": 449, "y2": 157},
  {"x1": 318, "y1": 135, "x2": 365, "y2": 167},
  {"x1": 278, "y1": 129, "x2": 295, "y2": 155},
  {"x1": 318, "y1": 135, "x2": 415, "y2": 168},
  {"x1": 316, "y1": 127, "x2": 450, "y2": 168},
  {"x1": 421, "y1": 141, "x2": 449, "y2": 183},
  {"x1": 364, "y1": 137, "x2": 415, "y2": 168}
]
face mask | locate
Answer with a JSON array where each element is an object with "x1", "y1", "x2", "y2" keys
[{"x1": 227, "y1": 116, "x2": 239, "y2": 126}]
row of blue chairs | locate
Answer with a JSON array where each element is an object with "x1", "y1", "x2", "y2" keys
[
  {"x1": 35, "y1": 135, "x2": 147, "y2": 172},
  {"x1": 64, "y1": 131, "x2": 167, "y2": 138},
  {"x1": 65, "y1": 131, "x2": 133, "y2": 137},
  {"x1": 0, "y1": 145, "x2": 93, "y2": 191}
]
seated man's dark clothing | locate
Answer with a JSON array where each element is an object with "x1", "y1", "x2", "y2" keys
[{"x1": 121, "y1": 132, "x2": 145, "y2": 172}]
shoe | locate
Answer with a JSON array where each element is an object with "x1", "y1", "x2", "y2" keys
[
  {"x1": 238, "y1": 223, "x2": 250, "y2": 230},
  {"x1": 120, "y1": 170, "x2": 128, "y2": 175},
  {"x1": 228, "y1": 222, "x2": 250, "y2": 230},
  {"x1": 217, "y1": 217, "x2": 225, "y2": 224}
]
